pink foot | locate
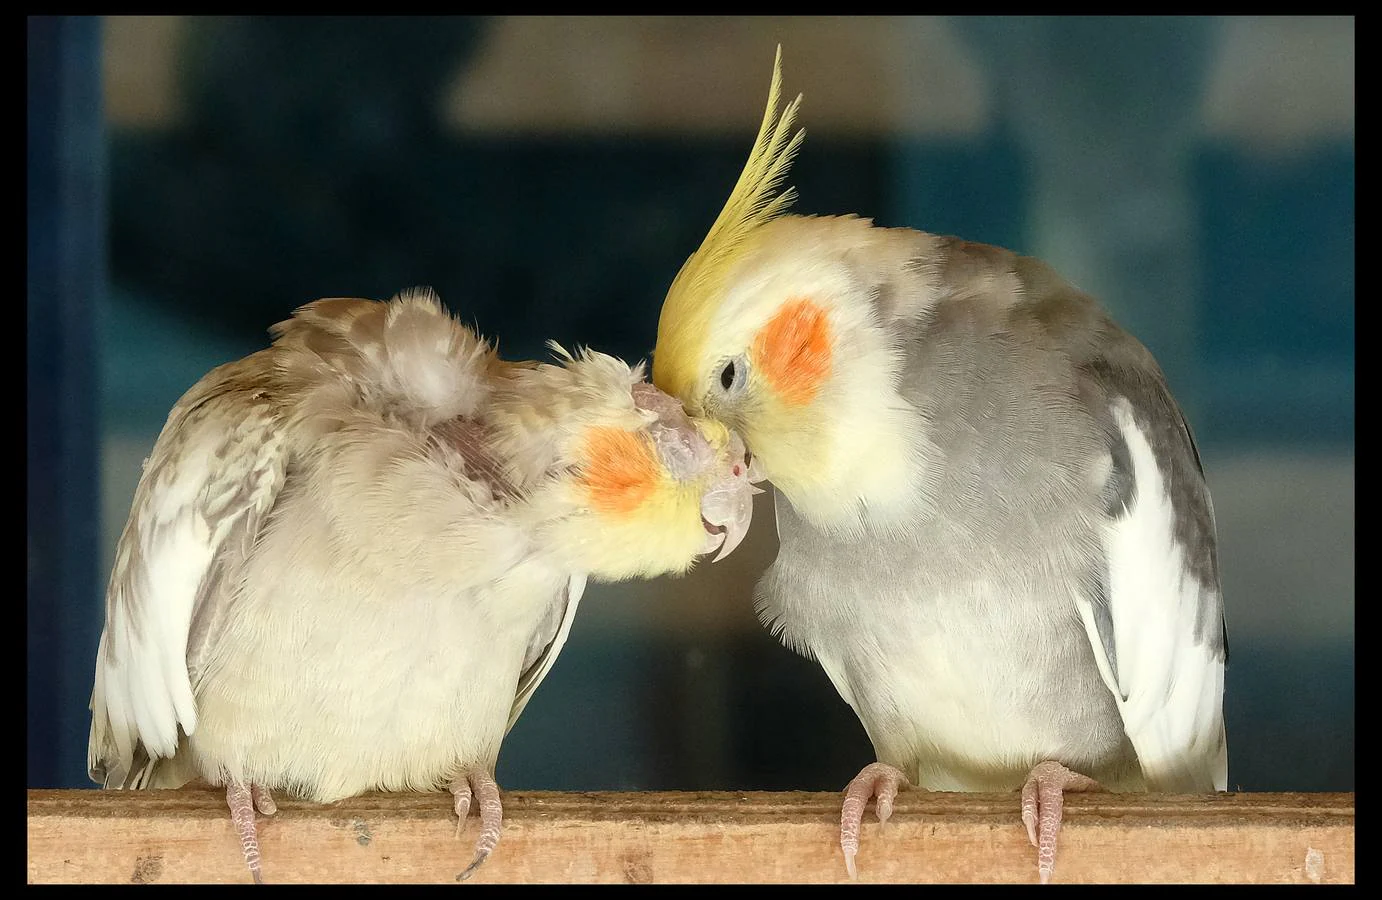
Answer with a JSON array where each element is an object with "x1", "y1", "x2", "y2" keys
[
  {"x1": 450, "y1": 770, "x2": 504, "y2": 880},
  {"x1": 840, "y1": 761, "x2": 911, "y2": 879},
  {"x1": 226, "y1": 781, "x2": 276, "y2": 884},
  {"x1": 450, "y1": 776, "x2": 471, "y2": 840},
  {"x1": 1020, "y1": 760, "x2": 1100, "y2": 884}
]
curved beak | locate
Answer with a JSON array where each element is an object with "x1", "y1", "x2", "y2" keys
[
  {"x1": 631, "y1": 381, "x2": 757, "y2": 563},
  {"x1": 699, "y1": 434, "x2": 756, "y2": 562}
]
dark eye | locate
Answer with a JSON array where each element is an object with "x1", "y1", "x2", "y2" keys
[{"x1": 720, "y1": 361, "x2": 737, "y2": 390}]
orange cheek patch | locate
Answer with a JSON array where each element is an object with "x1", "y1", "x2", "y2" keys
[
  {"x1": 751, "y1": 298, "x2": 832, "y2": 406},
  {"x1": 580, "y1": 427, "x2": 660, "y2": 516}
]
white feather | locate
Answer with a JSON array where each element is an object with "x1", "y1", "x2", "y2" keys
[
  {"x1": 1079, "y1": 398, "x2": 1227, "y2": 792},
  {"x1": 508, "y1": 573, "x2": 587, "y2": 733},
  {"x1": 89, "y1": 384, "x2": 288, "y2": 786}
]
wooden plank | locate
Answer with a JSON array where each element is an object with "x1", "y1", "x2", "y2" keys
[{"x1": 28, "y1": 788, "x2": 1353, "y2": 884}]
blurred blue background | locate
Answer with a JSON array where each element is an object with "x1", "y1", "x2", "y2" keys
[{"x1": 29, "y1": 15, "x2": 1353, "y2": 794}]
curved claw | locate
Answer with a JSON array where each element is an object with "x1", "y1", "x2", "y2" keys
[
  {"x1": 454, "y1": 770, "x2": 504, "y2": 881},
  {"x1": 839, "y1": 762, "x2": 911, "y2": 880},
  {"x1": 1020, "y1": 760, "x2": 1100, "y2": 884},
  {"x1": 226, "y1": 781, "x2": 265, "y2": 884}
]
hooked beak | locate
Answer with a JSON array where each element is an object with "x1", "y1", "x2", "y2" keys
[
  {"x1": 699, "y1": 478, "x2": 753, "y2": 562},
  {"x1": 698, "y1": 432, "x2": 758, "y2": 562},
  {"x1": 629, "y1": 381, "x2": 758, "y2": 562}
]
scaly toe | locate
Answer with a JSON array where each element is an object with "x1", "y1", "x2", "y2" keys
[{"x1": 839, "y1": 762, "x2": 911, "y2": 879}]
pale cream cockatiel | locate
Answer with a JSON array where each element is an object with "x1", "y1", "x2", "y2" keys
[
  {"x1": 87, "y1": 288, "x2": 756, "y2": 883},
  {"x1": 651, "y1": 52, "x2": 1227, "y2": 883}
]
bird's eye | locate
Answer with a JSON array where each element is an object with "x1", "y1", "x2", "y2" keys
[{"x1": 717, "y1": 354, "x2": 748, "y2": 394}]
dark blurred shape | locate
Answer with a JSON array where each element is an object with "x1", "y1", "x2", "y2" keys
[
  {"x1": 1200, "y1": 147, "x2": 1354, "y2": 367},
  {"x1": 889, "y1": 136, "x2": 1025, "y2": 255},
  {"x1": 109, "y1": 16, "x2": 490, "y2": 341},
  {"x1": 499, "y1": 633, "x2": 875, "y2": 792},
  {"x1": 955, "y1": 16, "x2": 1215, "y2": 392},
  {"x1": 28, "y1": 15, "x2": 106, "y2": 788},
  {"x1": 1224, "y1": 638, "x2": 1354, "y2": 792},
  {"x1": 108, "y1": 16, "x2": 889, "y2": 365},
  {"x1": 1197, "y1": 144, "x2": 1355, "y2": 445}
]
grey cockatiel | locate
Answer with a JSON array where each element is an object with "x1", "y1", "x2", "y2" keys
[
  {"x1": 651, "y1": 53, "x2": 1227, "y2": 883},
  {"x1": 87, "y1": 287, "x2": 756, "y2": 883}
]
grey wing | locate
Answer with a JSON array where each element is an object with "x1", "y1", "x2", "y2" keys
[
  {"x1": 1074, "y1": 358, "x2": 1228, "y2": 792},
  {"x1": 506, "y1": 573, "x2": 587, "y2": 734},
  {"x1": 88, "y1": 357, "x2": 290, "y2": 788}
]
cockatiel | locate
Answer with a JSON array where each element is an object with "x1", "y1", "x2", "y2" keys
[
  {"x1": 652, "y1": 52, "x2": 1227, "y2": 884},
  {"x1": 87, "y1": 287, "x2": 755, "y2": 883}
]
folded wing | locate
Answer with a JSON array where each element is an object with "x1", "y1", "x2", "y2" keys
[
  {"x1": 89, "y1": 356, "x2": 289, "y2": 788},
  {"x1": 1076, "y1": 368, "x2": 1228, "y2": 793}
]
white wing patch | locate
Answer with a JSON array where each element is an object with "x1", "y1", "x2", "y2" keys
[
  {"x1": 507, "y1": 573, "x2": 587, "y2": 734},
  {"x1": 89, "y1": 389, "x2": 287, "y2": 787},
  {"x1": 1077, "y1": 398, "x2": 1227, "y2": 793}
]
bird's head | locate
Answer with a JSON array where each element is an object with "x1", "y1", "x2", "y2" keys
[
  {"x1": 498, "y1": 345, "x2": 758, "y2": 581},
  {"x1": 652, "y1": 51, "x2": 922, "y2": 531}
]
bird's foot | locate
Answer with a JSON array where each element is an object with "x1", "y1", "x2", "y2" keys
[
  {"x1": 1020, "y1": 759, "x2": 1100, "y2": 884},
  {"x1": 226, "y1": 781, "x2": 277, "y2": 884},
  {"x1": 840, "y1": 761, "x2": 911, "y2": 880},
  {"x1": 450, "y1": 770, "x2": 503, "y2": 880}
]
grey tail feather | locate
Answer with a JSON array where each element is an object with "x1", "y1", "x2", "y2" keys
[
  {"x1": 97, "y1": 745, "x2": 164, "y2": 790},
  {"x1": 126, "y1": 754, "x2": 161, "y2": 790}
]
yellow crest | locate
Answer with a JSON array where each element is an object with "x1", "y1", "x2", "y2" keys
[{"x1": 652, "y1": 46, "x2": 804, "y2": 402}]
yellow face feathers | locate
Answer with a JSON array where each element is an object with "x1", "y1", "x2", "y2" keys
[
  {"x1": 568, "y1": 416, "x2": 737, "y2": 582},
  {"x1": 690, "y1": 414, "x2": 731, "y2": 453},
  {"x1": 653, "y1": 46, "x2": 805, "y2": 403}
]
